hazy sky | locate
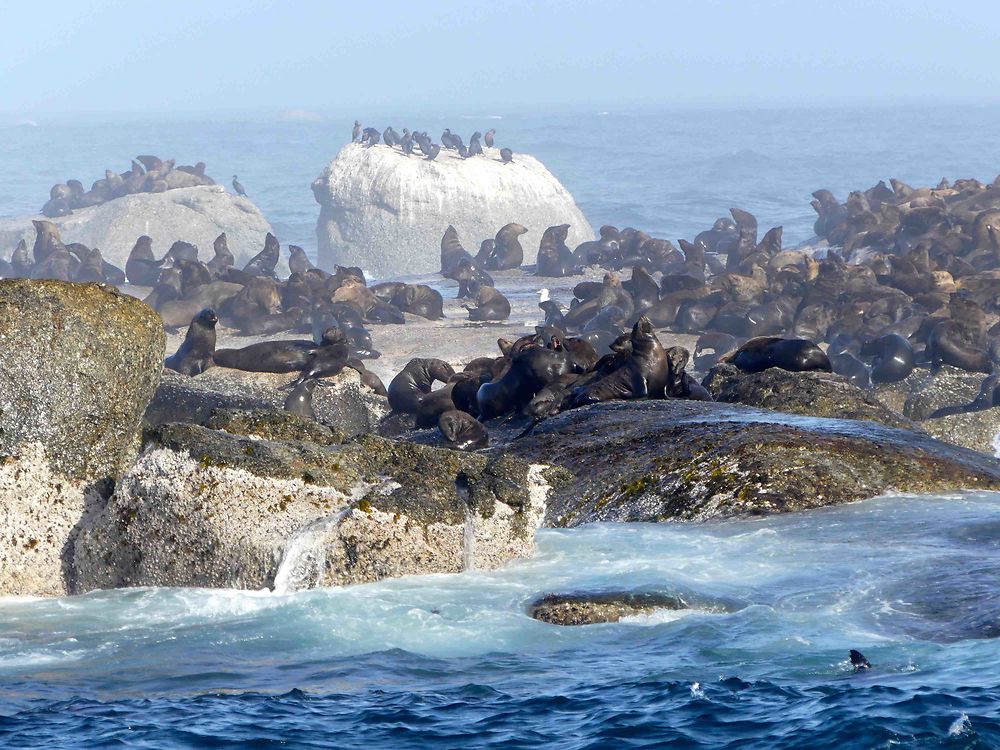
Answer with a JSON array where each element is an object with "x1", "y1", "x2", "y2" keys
[{"x1": 3, "y1": 0, "x2": 998, "y2": 116}]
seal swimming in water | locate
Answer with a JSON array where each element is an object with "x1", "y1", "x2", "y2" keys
[
  {"x1": 438, "y1": 409, "x2": 489, "y2": 451},
  {"x1": 164, "y1": 308, "x2": 218, "y2": 376},
  {"x1": 850, "y1": 650, "x2": 871, "y2": 672}
]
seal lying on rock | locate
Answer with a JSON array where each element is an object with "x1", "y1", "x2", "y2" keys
[
  {"x1": 724, "y1": 337, "x2": 832, "y2": 374},
  {"x1": 164, "y1": 308, "x2": 218, "y2": 376}
]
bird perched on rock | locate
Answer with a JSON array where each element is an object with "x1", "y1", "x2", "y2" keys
[
  {"x1": 484, "y1": 129, "x2": 496, "y2": 147},
  {"x1": 500, "y1": 148, "x2": 514, "y2": 164},
  {"x1": 468, "y1": 132, "x2": 483, "y2": 157},
  {"x1": 232, "y1": 175, "x2": 247, "y2": 197},
  {"x1": 424, "y1": 143, "x2": 441, "y2": 161},
  {"x1": 352, "y1": 120, "x2": 362, "y2": 143}
]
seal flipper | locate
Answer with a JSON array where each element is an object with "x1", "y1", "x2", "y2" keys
[{"x1": 849, "y1": 649, "x2": 871, "y2": 672}]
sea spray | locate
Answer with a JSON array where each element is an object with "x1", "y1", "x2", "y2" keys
[{"x1": 273, "y1": 509, "x2": 349, "y2": 594}]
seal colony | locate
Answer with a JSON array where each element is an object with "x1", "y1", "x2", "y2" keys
[{"x1": 40, "y1": 154, "x2": 220, "y2": 218}]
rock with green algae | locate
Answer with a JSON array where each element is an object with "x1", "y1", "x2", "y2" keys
[
  {"x1": 73, "y1": 425, "x2": 557, "y2": 592},
  {"x1": 528, "y1": 592, "x2": 690, "y2": 626},
  {"x1": 145, "y1": 367, "x2": 387, "y2": 437},
  {"x1": 702, "y1": 363, "x2": 919, "y2": 431},
  {"x1": 500, "y1": 399, "x2": 1000, "y2": 527},
  {"x1": 0, "y1": 278, "x2": 164, "y2": 482}
]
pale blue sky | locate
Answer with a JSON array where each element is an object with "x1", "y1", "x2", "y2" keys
[{"x1": 2, "y1": 0, "x2": 998, "y2": 116}]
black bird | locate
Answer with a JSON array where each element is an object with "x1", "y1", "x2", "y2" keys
[
  {"x1": 500, "y1": 148, "x2": 514, "y2": 164},
  {"x1": 457, "y1": 143, "x2": 469, "y2": 158},
  {"x1": 400, "y1": 133, "x2": 414, "y2": 157},
  {"x1": 383, "y1": 126, "x2": 399, "y2": 148},
  {"x1": 441, "y1": 128, "x2": 456, "y2": 149},
  {"x1": 468, "y1": 132, "x2": 483, "y2": 157},
  {"x1": 352, "y1": 120, "x2": 362, "y2": 142},
  {"x1": 849, "y1": 650, "x2": 871, "y2": 672},
  {"x1": 361, "y1": 127, "x2": 381, "y2": 147},
  {"x1": 484, "y1": 128, "x2": 496, "y2": 147},
  {"x1": 232, "y1": 175, "x2": 247, "y2": 197},
  {"x1": 424, "y1": 143, "x2": 441, "y2": 161}
]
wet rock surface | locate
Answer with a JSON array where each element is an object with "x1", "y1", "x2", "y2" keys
[
  {"x1": 924, "y1": 408, "x2": 1000, "y2": 456},
  {"x1": 704, "y1": 364, "x2": 920, "y2": 431},
  {"x1": 874, "y1": 366, "x2": 986, "y2": 422},
  {"x1": 500, "y1": 400, "x2": 1000, "y2": 527},
  {"x1": 73, "y1": 425, "x2": 552, "y2": 592},
  {"x1": 528, "y1": 591, "x2": 689, "y2": 625}
]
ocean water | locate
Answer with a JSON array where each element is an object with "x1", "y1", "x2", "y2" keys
[
  {"x1": 2, "y1": 493, "x2": 1000, "y2": 748},
  {"x1": 4, "y1": 107, "x2": 1000, "y2": 747},
  {"x1": 5, "y1": 105, "x2": 1000, "y2": 257}
]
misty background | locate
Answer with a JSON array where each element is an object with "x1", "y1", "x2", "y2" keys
[{"x1": 2, "y1": 0, "x2": 998, "y2": 118}]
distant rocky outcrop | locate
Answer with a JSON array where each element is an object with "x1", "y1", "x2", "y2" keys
[
  {"x1": 312, "y1": 143, "x2": 594, "y2": 277},
  {"x1": 0, "y1": 186, "x2": 272, "y2": 277}
]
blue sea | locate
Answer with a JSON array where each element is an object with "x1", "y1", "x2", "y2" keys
[{"x1": 3, "y1": 106, "x2": 1000, "y2": 748}]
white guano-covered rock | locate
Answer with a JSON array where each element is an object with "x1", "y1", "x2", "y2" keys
[
  {"x1": 312, "y1": 143, "x2": 594, "y2": 277},
  {"x1": 0, "y1": 186, "x2": 273, "y2": 272}
]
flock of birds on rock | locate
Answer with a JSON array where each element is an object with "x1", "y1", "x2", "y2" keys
[
  {"x1": 351, "y1": 122, "x2": 514, "y2": 163},
  {"x1": 40, "y1": 155, "x2": 218, "y2": 218}
]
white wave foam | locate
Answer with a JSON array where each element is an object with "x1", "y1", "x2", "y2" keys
[{"x1": 948, "y1": 713, "x2": 971, "y2": 736}]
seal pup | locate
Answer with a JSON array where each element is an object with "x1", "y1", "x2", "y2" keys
[
  {"x1": 283, "y1": 378, "x2": 323, "y2": 421},
  {"x1": 438, "y1": 410, "x2": 489, "y2": 451},
  {"x1": 464, "y1": 285, "x2": 511, "y2": 321},
  {"x1": 500, "y1": 147, "x2": 514, "y2": 164},
  {"x1": 164, "y1": 308, "x2": 218, "y2": 376},
  {"x1": 484, "y1": 129, "x2": 496, "y2": 147},
  {"x1": 232, "y1": 175, "x2": 247, "y2": 197},
  {"x1": 288, "y1": 245, "x2": 315, "y2": 276}
]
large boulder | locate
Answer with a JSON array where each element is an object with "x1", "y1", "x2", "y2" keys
[
  {"x1": 312, "y1": 143, "x2": 594, "y2": 277},
  {"x1": 874, "y1": 366, "x2": 985, "y2": 421},
  {"x1": 73, "y1": 425, "x2": 554, "y2": 592},
  {"x1": 501, "y1": 400, "x2": 1000, "y2": 527},
  {"x1": 0, "y1": 279, "x2": 164, "y2": 481},
  {"x1": 703, "y1": 364, "x2": 920, "y2": 430},
  {"x1": 0, "y1": 186, "x2": 273, "y2": 274},
  {"x1": 145, "y1": 367, "x2": 388, "y2": 437}
]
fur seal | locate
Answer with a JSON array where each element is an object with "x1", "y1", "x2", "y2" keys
[
  {"x1": 10, "y1": 240, "x2": 31, "y2": 278},
  {"x1": 859, "y1": 333, "x2": 915, "y2": 383},
  {"x1": 850, "y1": 650, "x2": 871, "y2": 672},
  {"x1": 476, "y1": 343, "x2": 574, "y2": 420},
  {"x1": 388, "y1": 358, "x2": 456, "y2": 415},
  {"x1": 164, "y1": 308, "x2": 218, "y2": 376},
  {"x1": 214, "y1": 338, "x2": 320, "y2": 373},
  {"x1": 438, "y1": 409, "x2": 489, "y2": 451},
  {"x1": 536, "y1": 224, "x2": 578, "y2": 277},
  {"x1": 484, "y1": 223, "x2": 528, "y2": 271},
  {"x1": 283, "y1": 378, "x2": 322, "y2": 420},
  {"x1": 929, "y1": 373, "x2": 1000, "y2": 418},
  {"x1": 567, "y1": 316, "x2": 669, "y2": 406},
  {"x1": 440, "y1": 225, "x2": 475, "y2": 274},
  {"x1": 926, "y1": 320, "x2": 992, "y2": 373},
  {"x1": 286, "y1": 328, "x2": 350, "y2": 386},
  {"x1": 207, "y1": 233, "x2": 235, "y2": 277},
  {"x1": 726, "y1": 337, "x2": 832, "y2": 374},
  {"x1": 242, "y1": 232, "x2": 280, "y2": 278},
  {"x1": 830, "y1": 350, "x2": 873, "y2": 389},
  {"x1": 464, "y1": 285, "x2": 511, "y2": 321}
]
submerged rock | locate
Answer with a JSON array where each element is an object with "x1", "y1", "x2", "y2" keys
[
  {"x1": 73, "y1": 426, "x2": 553, "y2": 592},
  {"x1": 145, "y1": 367, "x2": 388, "y2": 437},
  {"x1": 0, "y1": 279, "x2": 164, "y2": 482},
  {"x1": 312, "y1": 143, "x2": 594, "y2": 276},
  {"x1": 0, "y1": 186, "x2": 273, "y2": 276},
  {"x1": 528, "y1": 591, "x2": 689, "y2": 626},
  {"x1": 502, "y1": 400, "x2": 1000, "y2": 526},
  {"x1": 704, "y1": 363, "x2": 919, "y2": 431}
]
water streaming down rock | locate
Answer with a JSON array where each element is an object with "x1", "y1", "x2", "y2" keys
[
  {"x1": 463, "y1": 504, "x2": 476, "y2": 572},
  {"x1": 272, "y1": 509, "x2": 349, "y2": 594}
]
